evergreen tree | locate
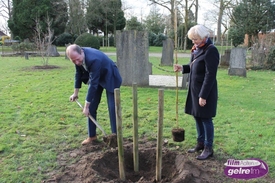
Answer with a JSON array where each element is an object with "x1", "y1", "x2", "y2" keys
[
  {"x1": 144, "y1": 6, "x2": 166, "y2": 34},
  {"x1": 126, "y1": 17, "x2": 144, "y2": 31},
  {"x1": 8, "y1": 0, "x2": 68, "y2": 40},
  {"x1": 231, "y1": 0, "x2": 275, "y2": 47},
  {"x1": 86, "y1": 0, "x2": 104, "y2": 34},
  {"x1": 86, "y1": 0, "x2": 126, "y2": 35}
]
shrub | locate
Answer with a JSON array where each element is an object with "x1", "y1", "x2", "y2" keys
[
  {"x1": 14, "y1": 36, "x2": 21, "y2": 42},
  {"x1": 228, "y1": 26, "x2": 245, "y2": 47},
  {"x1": 74, "y1": 33, "x2": 100, "y2": 49},
  {"x1": 109, "y1": 35, "x2": 114, "y2": 47},
  {"x1": 148, "y1": 32, "x2": 157, "y2": 46},
  {"x1": 266, "y1": 46, "x2": 275, "y2": 70},
  {"x1": 54, "y1": 33, "x2": 75, "y2": 46},
  {"x1": 98, "y1": 36, "x2": 104, "y2": 46},
  {"x1": 11, "y1": 42, "x2": 34, "y2": 53},
  {"x1": 99, "y1": 36, "x2": 115, "y2": 47},
  {"x1": 153, "y1": 33, "x2": 167, "y2": 47}
]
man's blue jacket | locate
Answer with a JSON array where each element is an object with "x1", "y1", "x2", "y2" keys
[{"x1": 74, "y1": 47, "x2": 122, "y2": 103}]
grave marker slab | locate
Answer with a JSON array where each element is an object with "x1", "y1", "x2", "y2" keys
[
  {"x1": 116, "y1": 30, "x2": 152, "y2": 86},
  {"x1": 228, "y1": 47, "x2": 247, "y2": 77}
]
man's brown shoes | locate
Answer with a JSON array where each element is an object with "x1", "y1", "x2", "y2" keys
[{"x1": 81, "y1": 136, "x2": 97, "y2": 145}]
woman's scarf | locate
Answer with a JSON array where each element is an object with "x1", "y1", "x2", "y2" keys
[{"x1": 191, "y1": 38, "x2": 208, "y2": 54}]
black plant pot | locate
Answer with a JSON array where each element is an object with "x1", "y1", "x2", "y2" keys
[{"x1": 171, "y1": 128, "x2": 185, "y2": 142}]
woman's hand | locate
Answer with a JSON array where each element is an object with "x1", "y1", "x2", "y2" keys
[
  {"x1": 199, "y1": 97, "x2": 206, "y2": 107},
  {"x1": 174, "y1": 64, "x2": 182, "y2": 72}
]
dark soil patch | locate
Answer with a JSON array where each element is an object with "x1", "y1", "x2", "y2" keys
[
  {"x1": 103, "y1": 133, "x2": 118, "y2": 148},
  {"x1": 20, "y1": 65, "x2": 61, "y2": 71},
  {"x1": 43, "y1": 138, "x2": 256, "y2": 183},
  {"x1": 32, "y1": 65, "x2": 60, "y2": 70}
]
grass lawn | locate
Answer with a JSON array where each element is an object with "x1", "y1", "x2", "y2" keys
[{"x1": 0, "y1": 55, "x2": 274, "y2": 182}]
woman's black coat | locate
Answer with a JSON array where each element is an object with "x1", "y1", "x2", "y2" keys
[{"x1": 182, "y1": 39, "x2": 219, "y2": 118}]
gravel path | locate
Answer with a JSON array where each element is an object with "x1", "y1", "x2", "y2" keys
[{"x1": 149, "y1": 75, "x2": 184, "y2": 88}]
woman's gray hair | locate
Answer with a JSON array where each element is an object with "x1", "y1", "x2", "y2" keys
[{"x1": 187, "y1": 24, "x2": 210, "y2": 40}]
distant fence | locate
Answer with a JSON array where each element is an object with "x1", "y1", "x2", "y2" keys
[{"x1": 1, "y1": 44, "x2": 38, "y2": 57}]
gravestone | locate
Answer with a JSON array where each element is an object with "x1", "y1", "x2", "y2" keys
[
  {"x1": 65, "y1": 43, "x2": 71, "y2": 59},
  {"x1": 116, "y1": 30, "x2": 152, "y2": 86},
  {"x1": 220, "y1": 49, "x2": 231, "y2": 66},
  {"x1": 181, "y1": 73, "x2": 189, "y2": 89},
  {"x1": 161, "y1": 38, "x2": 174, "y2": 66},
  {"x1": 46, "y1": 45, "x2": 60, "y2": 57},
  {"x1": 228, "y1": 47, "x2": 247, "y2": 77}
]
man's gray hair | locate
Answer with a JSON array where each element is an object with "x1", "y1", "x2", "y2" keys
[{"x1": 66, "y1": 44, "x2": 82, "y2": 59}]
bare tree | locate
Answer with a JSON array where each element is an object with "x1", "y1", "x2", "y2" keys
[
  {"x1": 0, "y1": 0, "x2": 12, "y2": 20},
  {"x1": 34, "y1": 15, "x2": 54, "y2": 66},
  {"x1": 202, "y1": 0, "x2": 237, "y2": 45},
  {"x1": 66, "y1": 0, "x2": 87, "y2": 35},
  {"x1": 183, "y1": 0, "x2": 189, "y2": 51},
  {"x1": 213, "y1": 0, "x2": 234, "y2": 45},
  {"x1": 149, "y1": 0, "x2": 180, "y2": 36},
  {"x1": 187, "y1": 0, "x2": 198, "y2": 23},
  {"x1": 0, "y1": 0, "x2": 12, "y2": 35},
  {"x1": 121, "y1": 0, "x2": 146, "y2": 22},
  {"x1": 177, "y1": 0, "x2": 197, "y2": 50}
]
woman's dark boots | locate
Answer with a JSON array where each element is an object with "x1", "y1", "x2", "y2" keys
[
  {"x1": 187, "y1": 142, "x2": 204, "y2": 153},
  {"x1": 196, "y1": 146, "x2": 213, "y2": 160}
]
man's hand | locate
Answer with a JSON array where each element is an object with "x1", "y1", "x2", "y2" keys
[
  {"x1": 69, "y1": 89, "x2": 80, "y2": 101},
  {"x1": 82, "y1": 108, "x2": 90, "y2": 117},
  {"x1": 83, "y1": 101, "x2": 90, "y2": 117},
  {"x1": 69, "y1": 93, "x2": 78, "y2": 101}
]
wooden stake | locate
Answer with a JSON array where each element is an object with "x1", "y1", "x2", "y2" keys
[
  {"x1": 174, "y1": 1, "x2": 179, "y2": 128},
  {"x1": 156, "y1": 89, "x2": 164, "y2": 181},
  {"x1": 132, "y1": 83, "x2": 139, "y2": 172},
  {"x1": 114, "y1": 88, "x2": 125, "y2": 181}
]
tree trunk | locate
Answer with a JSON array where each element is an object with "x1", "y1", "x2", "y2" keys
[
  {"x1": 216, "y1": 0, "x2": 224, "y2": 45},
  {"x1": 195, "y1": 0, "x2": 198, "y2": 23},
  {"x1": 184, "y1": 0, "x2": 188, "y2": 51},
  {"x1": 170, "y1": 0, "x2": 175, "y2": 36}
]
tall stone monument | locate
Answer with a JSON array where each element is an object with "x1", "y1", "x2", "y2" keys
[
  {"x1": 116, "y1": 30, "x2": 152, "y2": 86},
  {"x1": 161, "y1": 38, "x2": 174, "y2": 66},
  {"x1": 228, "y1": 47, "x2": 247, "y2": 77}
]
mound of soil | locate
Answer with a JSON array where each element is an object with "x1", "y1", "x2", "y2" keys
[{"x1": 44, "y1": 137, "x2": 238, "y2": 183}]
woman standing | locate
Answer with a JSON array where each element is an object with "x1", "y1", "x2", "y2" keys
[{"x1": 174, "y1": 25, "x2": 219, "y2": 160}]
